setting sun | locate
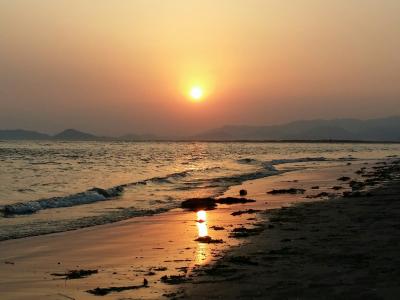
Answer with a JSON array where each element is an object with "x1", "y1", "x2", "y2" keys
[{"x1": 190, "y1": 86, "x2": 204, "y2": 101}]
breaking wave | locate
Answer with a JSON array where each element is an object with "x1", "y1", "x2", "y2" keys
[{"x1": 1, "y1": 156, "x2": 329, "y2": 217}]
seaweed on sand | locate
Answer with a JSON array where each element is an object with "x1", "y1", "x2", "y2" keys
[
  {"x1": 231, "y1": 209, "x2": 261, "y2": 216},
  {"x1": 87, "y1": 280, "x2": 148, "y2": 296},
  {"x1": 51, "y1": 269, "x2": 98, "y2": 279},
  {"x1": 229, "y1": 226, "x2": 264, "y2": 238},
  {"x1": 161, "y1": 275, "x2": 190, "y2": 284},
  {"x1": 181, "y1": 197, "x2": 255, "y2": 211},
  {"x1": 194, "y1": 236, "x2": 224, "y2": 244},
  {"x1": 267, "y1": 188, "x2": 305, "y2": 195}
]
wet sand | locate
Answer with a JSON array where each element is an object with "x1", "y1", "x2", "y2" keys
[
  {"x1": 182, "y1": 160, "x2": 400, "y2": 299},
  {"x1": 0, "y1": 160, "x2": 395, "y2": 299}
]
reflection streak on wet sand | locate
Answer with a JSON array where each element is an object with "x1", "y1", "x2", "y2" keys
[{"x1": 196, "y1": 210, "x2": 209, "y2": 265}]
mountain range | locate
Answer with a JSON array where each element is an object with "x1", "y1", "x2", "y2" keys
[
  {"x1": 193, "y1": 116, "x2": 400, "y2": 141},
  {"x1": 1, "y1": 116, "x2": 399, "y2": 142}
]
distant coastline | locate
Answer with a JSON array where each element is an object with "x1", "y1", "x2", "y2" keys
[{"x1": 1, "y1": 116, "x2": 400, "y2": 142}]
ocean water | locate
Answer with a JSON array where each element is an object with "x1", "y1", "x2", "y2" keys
[{"x1": 0, "y1": 141, "x2": 399, "y2": 240}]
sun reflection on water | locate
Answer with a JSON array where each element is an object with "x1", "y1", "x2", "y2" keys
[
  {"x1": 195, "y1": 210, "x2": 210, "y2": 265},
  {"x1": 196, "y1": 221, "x2": 208, "y2": 237},
  {"x1": 197, "y1": 210, "x2": 207, "y2": 223}
]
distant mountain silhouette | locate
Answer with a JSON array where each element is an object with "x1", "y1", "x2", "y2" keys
[
  {"x1": 53, "y1": 129, "x2": 98, "y2": 140},
  {"x1": 1, "y1": 116, "x2": 399, "y2": 141},
  {"x1": 0, "y1": 129, "x2": 50, "y2": 140},
  {"x1": 194, "y1": 116, "x2": 400, "y2": 141},
  {"x1": 0, "y1": 128, "x2": 160, "y2": 141}
]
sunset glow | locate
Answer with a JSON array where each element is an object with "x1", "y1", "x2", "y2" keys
[
  {"x1": 189, "y1": 87, "x2": 204, "y2": 102},
  {"x1": 0, "y1": 1, "x2": 399, "y2": 136}
]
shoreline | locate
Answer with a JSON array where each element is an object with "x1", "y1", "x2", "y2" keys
[
  {"x1": 0, "y1": 159, "x2": 397, "y2": 299},
  {"x1": 181, "y1": 160, "x2": 400, "y2": 299}
]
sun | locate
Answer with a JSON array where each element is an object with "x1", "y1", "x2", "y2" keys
[{"x1": 189, "y1": 86, "x2": 203, "y2": 101}]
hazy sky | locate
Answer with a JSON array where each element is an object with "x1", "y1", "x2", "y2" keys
[{"x1": 1, "y1": 0, "x2": 399, "y2": 136}]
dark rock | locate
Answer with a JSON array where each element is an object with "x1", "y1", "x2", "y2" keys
[
  {"x1": 337, "y1": 176, "x2": 351, "y2": 181},
  {"x1": 216, "y1": 197, "x2": 255, "y2": 205},
  {"x1": 194, "y1": 236, "x2": 224, "y2": 244},
  {"x1": 181, "y1": 198, "x2": 217, "y2": 211},
  {"x1": 239, "y1": 189, "x2": 248, "y2": 196}
]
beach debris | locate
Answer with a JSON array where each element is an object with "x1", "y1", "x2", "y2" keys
[
  {"x1": 343, "y1": 191, "x2": 372, "y2": 198},
  {"x1": 306, "y1": 192, "x2": 334, "y2": 199},
  {"x1": 230, "y1": 226, "x2": 264, "y2": 238},
  {"x1": 87, "y1": 279, "x2": 149, "y2": 296},
  {"x1": 337, "y1": 176, "x2": 351, "y2": 181},
  {"x1": 181, "y1": 197, "x2": 255, "y2": 211},
  {"x1": 239, "y1": 189, "x2": 248, "y2": 196},
  {"x1": 181, "y1": 197, "x2": 216, "y2": 211},
  {"x1": 216, "y1": 197, "x2": 255, "y2": 205},
  {"x1": 267, "y1": 188, "x2": 305, "y2": 195},
  {"x1": 228, "y1": 255, "x2": 258, "y2": 265},
  {"x1": 145, "y1": 271, "x2": 156, "y2": 276},
  {"x1": 210, "y1": 225, "x2": 225, "y2": 231},
  {"x1": 194, "y1": 236, "x2": 224, "y2": 243},
  {"x1": 160, "y1": 274, "x2": 189, "y2": 284},
  {"x1": 332, "y1": 186, "x2": 343, "y2": 190},
  {"x1": 311, "y1": 186, "x2": 320, "y2": 189},
  {"x1": 4, "y1": 261, "x2": 15, "y2": 265},
  {"x1": 152, "y1": 266, "x2": 168, "y2": 271},
  {"x1": 51, "y1": 269, "x2": 98, "y2": 280},
  {"x1": 349, "y1": 180, "x2": 365, "y2": 190},
  {"x1": 231, "y1": 209, "x2": 261, "y2": 216}
]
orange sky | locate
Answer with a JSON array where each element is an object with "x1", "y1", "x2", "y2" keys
[{"x1": 0, "y1": 0, "x2": 399, "y2": 136}]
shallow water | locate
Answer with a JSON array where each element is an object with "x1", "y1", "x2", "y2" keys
[{"x1": 0, "y1": 141, "x2": 399, "y2": 240}]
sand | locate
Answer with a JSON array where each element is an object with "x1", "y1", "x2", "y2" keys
[
  {"x1": 0, "y1": 159, "x2": 398, "y2": 299},
  {"x1": 182, "y1": 161, "x2": 400, "y2": 299}
]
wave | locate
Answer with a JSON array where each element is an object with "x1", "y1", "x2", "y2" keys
[
  {"x1": 2, "y1": 156, "x2": 329, "y2": 216},
  {"x1": 3, "y1": 186, "x2": 124, "y2": 215},
  {"x1": 238, "y1": 156, "x2": 327, "y2": 166},
  {"x1": 1, "y1": 170, "x2": 193, "y2": 216},
  {"x1": 176, "y1": 157, "x2": 330, "y2": 191}
]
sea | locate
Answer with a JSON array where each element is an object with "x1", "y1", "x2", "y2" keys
[{"x1": 0, "y1": 141, "x2": 399, "y2": 240}]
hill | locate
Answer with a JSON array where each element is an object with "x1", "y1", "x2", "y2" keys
[{"x1": 194, "y1": 116, "x2": 400, "y2": 141}]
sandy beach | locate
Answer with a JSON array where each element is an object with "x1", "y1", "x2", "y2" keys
[
  {"x1": 183, "y1": 160, "x2": 400, "y2": 299},
  {"x1": 0, "y1": 159, "x2": 399, "y2": 299}
]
